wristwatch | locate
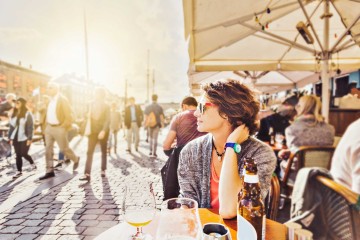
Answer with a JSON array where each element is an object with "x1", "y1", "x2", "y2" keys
[{"x1": 225, "y1": 142, "x2": 241, "y2": 153}]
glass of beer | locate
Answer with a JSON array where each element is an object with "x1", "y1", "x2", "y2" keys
[
  {"x1": 123, "y1": 180, "x2": 156, "y2": 239},
  {"x1": 156, "y1": 198, "x2": 202, "y2": 239}
]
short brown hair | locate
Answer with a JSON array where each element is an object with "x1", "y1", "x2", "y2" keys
[
  {"x1": 181, "y1": 96, "x2": 197, "y2": 107},
  {"x1": 203, "y1": 79, "x2": 259, "y2": 135}
]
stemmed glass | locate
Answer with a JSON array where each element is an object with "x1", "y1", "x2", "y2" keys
[
  {"x1": 156, "y1": 198, "x2": 202, "y2": 240},
  {"x1": 123, "y1": 180, "x2": 156, "y2": 239}
]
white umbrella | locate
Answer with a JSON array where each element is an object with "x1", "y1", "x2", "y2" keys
[{"x1": 183, "y1": 0, "x2": 360, "y2": 120}]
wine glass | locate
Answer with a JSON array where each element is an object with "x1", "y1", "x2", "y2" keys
[
  {"x1": 123, "y1": 180, "x2": 156, "y2": 239},
  {"x1": 156, "y1": 198, "x2": 202, "y2": 240}
]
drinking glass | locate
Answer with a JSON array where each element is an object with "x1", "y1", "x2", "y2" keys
[
  {"x1": 156, "y1": 198, "x2": 202, "y2": 240},
  {"x1": 123, "y1": 180, "x2": 156, "y2": 240},
  {"x1": 275, "y1": 133, "x2": 285, "y2": 146}
]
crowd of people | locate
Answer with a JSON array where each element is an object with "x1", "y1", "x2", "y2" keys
[
  {"x1": 0, "y1": 83, "x2": 166, "y2": 182},
  {"x1": 1, "y1": 79, "x2": 359, "y2": 223}
]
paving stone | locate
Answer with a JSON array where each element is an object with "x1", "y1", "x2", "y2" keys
[
  {"x1": 0, "y1": 225, "x2": 25, "y2": 234},
  {"x1": 83, "y1": 209, "x2": 105, "y2": 215},
  {"x1": 96, "y1": 215, "x2": 116, "y2": 221},
  {"x1": 58, "y1": 220, "x2": 82, "y2": 227},
  {"x1": 78, "y1": 220, "x2": 99, "y2": 227},
  {"x1": 6, "y1": 213, "x2": 31, "y2": 219},
  {"x1": 35, "y1": 235, "x2": 60, "y2": 240},
  {"x1": 44, "y1": 214, "x2": 64, "y2": 220},
  {"x1": 84, "y1": 204, "x2": 101, "y2": 209},
  {"x1": 79, "y1": 215, "x2": 98, "y2": 220},
  {"x1": 58, "y1": 227, "x2": 86, "y2": 235},
  {"x1": 81, "y1": 227, "x2": 108, "y2": 236},
  {"x1": 3, "y1": 219, "x2": 26, "y2": 226},
  {"x1": 38, "y1": 227, "x2": 63, "y2": 235},
  {"x1": 40, "y1": 220, "x2": 63, "y2": 227},
  {"x1": 16, "y1": 208, "x2": 35, "y2": 214},
  {"x1": 25, "y1": 214, "x2": 47, "y2": 220},
  {"x1": 96, "y1": 220, "x2": 119, "y2": 228},
  {"x1": 0, "y1": 234, "x2": 20, "y2": 240},
  {"x1": 19, "y1": 226, "x2": 44, "y2": 234},
  {"x1": 33, "y1": 208, "x2": 50, "y2": 214},
  {"x1": 21, "y1": 220, "x2": 44, "y2": 227},
  {"x1": 16, "y1": 234, "x2": 39, "y2": 240}
]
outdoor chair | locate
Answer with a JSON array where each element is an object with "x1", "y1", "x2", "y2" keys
[
  {"x1": 314, "y1": 175, "x2": 360, "y2": 240},
  {"x1": 281, "y1": 145, "x2": 335, "y2": 198},
  {"x1": 265, "y1": 173, "x2": 281, "y2": 220}
]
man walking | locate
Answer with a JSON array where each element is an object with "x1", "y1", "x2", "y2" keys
[
  {"x1": 124, "y1": 97, "x2": 143, "y2": 153},
  {"x1": 80, "y1": 87, "x2": 110, "y2": 181},
  {"x1": 39, "y1": 82, "x2": 80, "y2": 180},
  {"x1": 144, "y1": 94, "x2": 164, "y2": 157}
]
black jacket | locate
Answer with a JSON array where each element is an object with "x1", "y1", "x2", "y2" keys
[
  {"x1": 124, "y1": 104, "x2": 143, "y2": 128},
  {"x1": 257, "y1": 113, "x2": 291, "y2": 142}
]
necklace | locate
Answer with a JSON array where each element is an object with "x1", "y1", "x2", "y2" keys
[{"x1": 212, "y1": 139, "x2": 226, "y2": 162}]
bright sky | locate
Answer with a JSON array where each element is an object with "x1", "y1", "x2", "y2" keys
[{"x1": 0, "y1": 0, "x2": 190, "y2": 103}]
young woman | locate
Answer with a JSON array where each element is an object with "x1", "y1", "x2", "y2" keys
[
  {"x1": 9, "y1": 97, "x2": 36, "y2": 179},
  {"x1": 178, "y1": 79, "x2": 276, "y2": 219},
  {"x1": 279, "y1": 95, "x2": 335, "y2": 179}
]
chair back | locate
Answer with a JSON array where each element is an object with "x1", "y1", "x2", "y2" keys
[
  {"x1": 282, "y1": 145, "x2": 335, "y2": 190},
  {"x1": 315, "y1": 176, "x2": 360, "y2": 240},
  {"x1": 266, "y1": 174, "x2": 281, "y2": 220},
  {"x1": 297, "y1": 146, "x2": 335, "y2": 170}
]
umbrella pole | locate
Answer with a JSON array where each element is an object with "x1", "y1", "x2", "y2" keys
[{"x1": 321, "y1": 0, "x2": 330, "y2": 122}]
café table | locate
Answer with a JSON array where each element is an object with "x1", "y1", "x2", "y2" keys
[{"x1": 94, "y1": 208, "x2": 286, "y2": 240}]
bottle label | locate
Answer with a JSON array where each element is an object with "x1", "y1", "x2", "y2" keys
[
  {"x1": 237, "y1": 214, "x2": 258, "y2": 240},
  {"x1": 244, "y1": 174, "x2": 259, "y2": 183}
]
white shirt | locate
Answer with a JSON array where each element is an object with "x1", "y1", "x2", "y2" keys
[
  {"x1": 46, "y1": 94, "x2": 60, "y2": 124},
  {"x1": 330, "y1": 118, "x2": 360, "y2": 194}
]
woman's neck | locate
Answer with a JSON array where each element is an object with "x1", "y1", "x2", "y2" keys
[{"x1": 212, "y1": 127, "x2": 232, "y2": 150}]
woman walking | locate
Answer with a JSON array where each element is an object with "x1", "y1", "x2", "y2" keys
[{"x1": 9, "y1": 97, "x2": 36, "y2": 179}]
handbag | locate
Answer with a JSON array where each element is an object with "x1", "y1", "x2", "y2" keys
[{"x1": 161, "y1": 146, "x2": 184, "y2": 200}]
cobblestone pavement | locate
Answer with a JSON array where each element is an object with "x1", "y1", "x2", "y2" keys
[{"x1": 0, "y1": 128, "x2": 168, "y2": 239}]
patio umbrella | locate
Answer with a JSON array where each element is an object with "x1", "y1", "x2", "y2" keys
[{"x1": 183, "y1": 0, "x2": 360, "y2": 120}]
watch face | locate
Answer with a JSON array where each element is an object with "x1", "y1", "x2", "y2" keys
[{"x1": 235, "y1": 144, "x2": 241, "y2": 153}]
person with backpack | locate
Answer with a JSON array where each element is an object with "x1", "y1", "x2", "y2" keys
[
  {"x1": 144, "y1": 94, "x2": 164, "y2": 157},
  {"x1": 124, "y1": 97, "x2": 143, "y2": 153},
  {"x1": 8, "y1": 97, "x2": 37, "y2": 179}
]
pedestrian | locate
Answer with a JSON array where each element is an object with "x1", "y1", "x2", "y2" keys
[
  {"x1": 9, "y1": 97, "x2": 37, "y2": 179},
  {"x1": 39, "y1": 82, "x2": 80, "y2": 180},
  {"x1": 0, "y1": 93, "x2": 16, "y2": 117},
  {"x1": 144, "y1": 94, "x2": 164, "y2": 157},
  {"x1": 108, "y1": 102, "x2": 122, "y2": 154},
  {"x1": 124, "y1": 97, "x2": 143, "y2": 153},
  {"x1": 163, "y1": 96, "x2": 205, "y2": 154},
  {"x1": 162, "y1": 96, "x2": 206, "y2": 199},
  {"x1": 79, "y1": 87, "x2": 110, "y2": 181}
]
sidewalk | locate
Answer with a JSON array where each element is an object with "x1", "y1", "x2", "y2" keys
[{"x1": 0, "y1": 128, "x2": 168, "y2": 240}]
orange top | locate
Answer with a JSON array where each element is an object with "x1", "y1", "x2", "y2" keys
[{"x1": 210, "y1": 160, "x2": 220, "y2": 209}]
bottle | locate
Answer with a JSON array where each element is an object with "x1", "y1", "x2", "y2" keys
[
  {"x1": 269, "y1": 127, "x2": 275, "y2": 146},
  {"x1": 237, "y1": 158, "x2": 265, "y2": 240}
]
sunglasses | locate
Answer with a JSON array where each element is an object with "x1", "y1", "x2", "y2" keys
[{"x1": 197, "y1": 102, "x2": 215, "y2": 114}]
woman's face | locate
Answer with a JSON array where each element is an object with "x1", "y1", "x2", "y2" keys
[
  {"x1": 15, "y1": 101, "x2": 22, "y2": 109},
  {"x1": 194, "y1": 95, "x2": 228, "y2": 133}
]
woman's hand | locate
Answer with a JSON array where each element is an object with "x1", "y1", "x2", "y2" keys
[
  {"x1": 98, "y1": 130, "x2": 106, "y2": 140},
  {"x1": 226, "y1": 124, "x2": 249, "y2": 144},
  {"x1": 278, "y1": 149, "x2": 291, "y2": 160},
  {"x1": 26, "y1": 140, "x2": 32, "y2": 146}
]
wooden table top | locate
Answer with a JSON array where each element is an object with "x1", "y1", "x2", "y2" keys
[{"x1": 95, "y1": 208, "x2": 286, "y2": 240}]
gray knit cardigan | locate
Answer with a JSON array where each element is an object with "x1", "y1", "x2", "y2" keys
[{"x1": 178, "y1": 133, "x2": 276, "y2": 208}]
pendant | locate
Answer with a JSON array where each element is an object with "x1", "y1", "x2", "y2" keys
[{"x1": 218, "y1": 155, "x2": 222, "y2": 162}]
